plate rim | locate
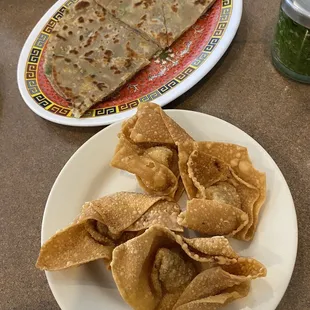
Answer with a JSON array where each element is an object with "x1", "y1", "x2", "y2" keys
[
  {"x1": 41, "y1": 109, "x2": 298, "y2": 310},
  {"x1": 17, "y1": 0, "x2": 243, "y2": 127}
]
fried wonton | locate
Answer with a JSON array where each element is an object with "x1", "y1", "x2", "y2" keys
[
  {"x1": 196, "y1": 142, "x2": 266, "y2": 240},
  {"x1": 36, "y1": 202, "x2": 113, "y2": 271},
  {"x1": 173, "y1": 267, "x2": 250, "y2": 310},
  {"x1": 159, "y1": 107, "x2": 194, "y2": 145},
  {"x1": 111, "y1": 136, "x2": 179, "y2": 197},
  {"x1": 111, "y1": 225, "x2": 266, "y2": 310},
  {"x1": 122, "y1": 102, "x2": 193, "y2": 146},
  {"x1": 178, "y1": 199, "x2": 249, "y2": 237},
  {"x1": 187, "y1": 150, "x2": 230, "y2": 194},
  {"x1": 178, "y1": 141, "x2": 264, "y2": 240},
  {"x1": 130, "y1": 103, "x2": 175, "y2": 144},
  {"x1": 112, "y1": 103, "x2": 192, "y2": 199},
  {"x1": 36, "y1": 193, "x2": 182, "y2": 271}
]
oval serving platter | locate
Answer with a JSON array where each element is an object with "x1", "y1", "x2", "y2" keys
[{"x1": 18, "y1": 0, "x2": 242, "y2": 126}]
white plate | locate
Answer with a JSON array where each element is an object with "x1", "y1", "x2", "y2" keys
[
  {"x1": 18, "y1": 0, "x2": 242, "y2": 127},
  {"x1": 42, "y1": 110, "x2": 297, "y2": 309}
]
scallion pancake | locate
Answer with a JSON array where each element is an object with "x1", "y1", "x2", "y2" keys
[{"x1": 45, "y1": 0, "x2": 159, "y2": 117}]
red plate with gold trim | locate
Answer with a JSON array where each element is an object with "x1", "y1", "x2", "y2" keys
[{"x1": 18, "y1": 0, "x2": 242, "y2": 126}]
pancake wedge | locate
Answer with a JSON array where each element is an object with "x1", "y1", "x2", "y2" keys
[
  {"x1": 96, "y1": 0, "x2": 216, "y2": 48},
  {"x1": 45, "y1": 0, "x2": 159, "y2": 117}
]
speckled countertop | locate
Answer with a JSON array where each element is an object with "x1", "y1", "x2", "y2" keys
[{"x1": 0, "y1": 0, "x2": 309, "y2": 309}]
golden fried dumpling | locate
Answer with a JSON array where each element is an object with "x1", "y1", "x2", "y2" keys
[
  {"x1": 36, "y1": 193, "x2": 182, "y2": 271},
  {"x1": 129, "y1": 103, "x2": 175, "y2": 145},
  {"x1": 178, "y1": 199, "x2": 249, "y2": 237},
  {"x1": 173, "y1": 267, "x2": 250, "y2": 310},
  {"x1": 177, "y1": 141, "x2": 264, "y2": 241},
  {"x1": 112, "y1": 103, "x2": 194, "y2": 199},
  {"x1": 121, "y1": 102, "x2": 194, "y2": 146},
  {"x1": 111, "y1": 136, "x2": 179, "y2": 198},
  {"x1": 196, "y1": 142, "x2": 266, "y2": 240},
  {"x1": 111, "y1": 225, "x2": 266, "y2": 310}
]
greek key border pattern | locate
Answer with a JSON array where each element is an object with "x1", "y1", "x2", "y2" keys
[{"x1": 24, "y1": 0, "x2": 232, "y2": 118}]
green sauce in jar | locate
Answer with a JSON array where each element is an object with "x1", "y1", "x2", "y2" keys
[{"x1": 272, "y1": 0, "x2": 310, "y2": 83}]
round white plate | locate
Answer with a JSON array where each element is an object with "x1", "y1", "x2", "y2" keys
[
  {"x1": 18, "y1": 0, "x2": 242, "y2": 127},
  {"x1": 42, "y1": 110, "x2": 297, "y2": 309}
]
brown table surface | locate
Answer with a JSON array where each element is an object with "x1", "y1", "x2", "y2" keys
[{"x1": 1, "y1": 0, "x2": 309, "y2": 309}]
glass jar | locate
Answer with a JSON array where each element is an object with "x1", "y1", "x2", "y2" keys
[{"x1": 272, "y1": 0, "x2": 310, "y2": 83}]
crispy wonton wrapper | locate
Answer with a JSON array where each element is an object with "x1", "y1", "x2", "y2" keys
[
  {"x1": 178, "y1": 141, "x2": 264, "y2": 240},
  {"x1": 178, "y1": 199, "x2": 249, "y2": 237},
  {"x1": 159, "y1": 107, "x2": 194, "y2": 145},
  {"x1": 111, "y1": 136, "x2": 179, "y2": 197},
  {"x1": 196, "y1": 142, "x2": 266, "y2": 240},
  {"x1": 112, "y1": 103, "x2": 193, "y2": 199},
  {"x1": 36, "y1": 193, "x2": 182, "y2": 271},
  {"x1": 122, "y1": 102, "x2": 194, "y2": 146},
  {"x1": 173, "y1": 267, "x2": 250, "y2": 310},
  {"x1": 111, "y1": 225, "x2": 266, "y2": 310},
  {"x1": 188, "y1": 150, "x2": 259, "y2": 240},
  {"x1": 128, "y1": 102, "x2": 175, "y2": 145}
]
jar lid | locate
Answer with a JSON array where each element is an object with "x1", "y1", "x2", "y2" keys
[{"x1": 282, "y1": 0, "x2": 310, "y2": 29}]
